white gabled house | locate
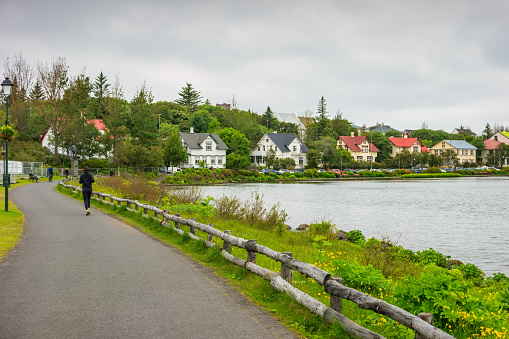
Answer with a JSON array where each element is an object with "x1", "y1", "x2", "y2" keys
[
  {"x1": 251, "y1": 132, "x2": 308, "y2": 169},
  {"x1": 179, "y1": 128, "x2": 228, "y2": 169}
]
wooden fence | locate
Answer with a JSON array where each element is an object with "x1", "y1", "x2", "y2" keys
[{"x1": 60, "y1": 182, "x2": 454, "y2": 339}]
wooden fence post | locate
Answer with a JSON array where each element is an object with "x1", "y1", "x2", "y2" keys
[
  {"x1": 110, "y1": 196, "x2": 115, "y2": 204},
  {"x1": 175, "y1": 213, "x2": 180, "y2": 229},
  {"x1": 143, "y1": 206, "x2": 148, "y2": 215},
  {"x1": 207, "y1": 224, "x2": 214, "y2": 242},
  {"x1": 189, "y1": 218, "x2": 196, "y2": 235},
  {"x1": 281, "y1": 252, "x2": 293, "y2": 283},
  {"x1": 117, "y1": 199, "x2": 122, "y2": 206},
  {"x1": 330, "y1": 277, "x2": 343, "y2": 314},
  {"x1": 135, "y1": 201, "x2": 139, "y2": 212},
  {"x1": 126, "y1": 199, "x2": 131, "y2": 209},
  {"x1": 415, "y1": 313, "x2": 433, "y2": 339},
  {"x1": 223, "y1": 230, "x2": 232, "y2": 253},
  {"x1": 246, "y1": 240, "x2": 257, "y2": 264},
  {"x1": 163, "y1": 210, "x2": 169, "y2": 224}
]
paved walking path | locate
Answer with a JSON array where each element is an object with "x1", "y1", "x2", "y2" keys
[{"x1": 0, "y1": 181, "x2": 299, "y2": 339}]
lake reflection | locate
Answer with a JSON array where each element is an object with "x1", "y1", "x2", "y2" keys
[{"x1": 197, "y1": 177, "x2": 509, "y2": 276}]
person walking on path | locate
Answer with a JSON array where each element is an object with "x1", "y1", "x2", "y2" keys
[
  {"x1": 79, "y1": 165, "x2": 95, "y2": 215},
  {"x1": 47, "y1": 166, "x2": 54, "y2": 182}
]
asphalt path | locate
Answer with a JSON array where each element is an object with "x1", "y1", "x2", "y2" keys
[{"x1": 0, "y1": 181, "x2": 299, "y2": 339}]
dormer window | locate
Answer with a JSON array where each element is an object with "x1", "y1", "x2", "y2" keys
[{"x1": 206, "y1": 142, "x2": 212, "y2": 151}]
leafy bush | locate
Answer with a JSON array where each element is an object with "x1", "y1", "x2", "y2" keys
[
  {"x1": 426, "y1": 167, "x2": 442, "y2": 173},
  {"x1": 401, "y1": 173, "x2": 461, "y2": 178},
  {"x1": 332, "y1": 259, "x2": 392, "y2": 297},
  {"x1": 359, "y1": 170, "x2": 386, "y2": 177},
  {"x1": 80, "y1": 158, "x2": 110, "y2": 168},
  {"x1": 393, "y1": 169, "x2": 409, "y2": 176},
  {"x1": 346, "y1": 229, "x2": 366, "y2": 244},
  {"x1": 416, "y1": 248, "x2": 450, "y2": 268},
  {"x1": 459, "y1": 263, "x2": 485, "y2": 286}
]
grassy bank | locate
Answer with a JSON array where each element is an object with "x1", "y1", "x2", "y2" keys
[{"x1": 57, "y1": 176, "x2": 509, "y2": 338}]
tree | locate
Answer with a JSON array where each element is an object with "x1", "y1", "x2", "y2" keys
[
  {"x1": 385, "y1": 130, "x2": 403, "y2": 138},
  {"x1": 278, "y1": 122, "x2": 299, "y2": 134},
  {"x1": 369, "y1": 131, "x2": 391, "y2": 162},
  {"x1": 265, "y1": 148, "x2": 277, "y2": 169},
  {"x1": 315, "y1": 96, "x2": 329, "y2": 138},
  {"x1": 129, "y1": 82, "x2": 158, "y2": 148},
  {"x1": 441, "y1": 149, "x2": 459, "y2": 168},
  {"x1": 261, "y1": 106, "x2": 279, "y2": 130},
  {"x1": 189, "y1": 109, "x2": 212, "y2": 133},
  {"x1": 37, "y1": 57, "x2": 69, "y2": 165},
  {"x1": 482, "y1": 123, "x2": 494, "y2": 140},
  {"x1": 225, "y1": 153, "x2": 250, "y2": 170},
  {"x1": 91, "y1": 71, "x2": 110, "y2": 118},
  {"x1": 175, "y1": 83, "x2": 202, "y2": 112},
  {"x1": 163, "y1": 132, "x2": 187, "y2": 168},
  {"x1": 215, "y1": 127, "x2": 251, "y2": 156}
]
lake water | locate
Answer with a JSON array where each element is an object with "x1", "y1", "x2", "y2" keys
[{"x1": 196, "y1": 177, "x2": 509, "y2": 277}]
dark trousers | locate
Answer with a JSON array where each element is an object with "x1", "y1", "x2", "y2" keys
[{"x1": 83, "y1": 190, "x2": 92, "y2": 209}]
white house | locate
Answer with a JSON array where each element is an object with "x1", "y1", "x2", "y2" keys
[
  {"x1": 251, "y1": 133, "x2": 308, "y2": 169},
  {"x1": 179, "y1": 128, "x2": 228, "y2": 169},
  {"x1": 40, "y1": 119, "x2": 111, "y2": 158},
  {"x1": 273, "y1": 112, "x2": 306, "y2": 139}
]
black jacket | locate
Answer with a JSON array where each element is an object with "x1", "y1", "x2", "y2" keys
[{"x1": 79, "y1": 173, "x2": 95, "y2": 191}]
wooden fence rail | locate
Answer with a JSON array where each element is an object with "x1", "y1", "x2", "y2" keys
[{"x1": 61, "y1": 182, "x2": 454, "y2": 339}]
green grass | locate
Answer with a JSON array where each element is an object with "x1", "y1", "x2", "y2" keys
[{"x1": 0, "y1": 179, "x2": 31, "y2": 261}]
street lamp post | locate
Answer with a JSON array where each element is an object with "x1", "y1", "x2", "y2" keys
[
  {"x1": 158, "y1": 114, "x2": 161, "y2": 130},
  {"x1": 2, "y1": 77, "x2": 14, "y2": 212},
  {"x1": 370, "y1": 132, "x2": 373, "y2": 171}
]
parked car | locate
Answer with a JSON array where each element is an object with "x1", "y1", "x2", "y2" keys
[
  {"x1": 260, "y1": 168, "x2": 272, "y2": 175},
  {"x1": 411, "y1": 167, "x2": 423, "y2": 173}
]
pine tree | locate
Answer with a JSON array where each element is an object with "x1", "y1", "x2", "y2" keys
[
  {"x1": 29, "y1": 81, "x2": 45, "y2": 101},
  {"x1": 315, "y1": 96, "x2": 329, "y2": 138},
  {"x1": 92, "y1": 71, "x2": 110, "y2": 118},
  {"x1": 175, "y1": 83, "x2": 203, "y2": 112},
  {"x1": 262, "y1": 106, "x2": 279, "y2": 130},
  {"x1": 163, "y1": 132, "x2": 187, "y2": 168}
]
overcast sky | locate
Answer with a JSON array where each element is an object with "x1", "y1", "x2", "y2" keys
[{"x1": 3, "y1": 0, "x2": 509, "y2": 134}]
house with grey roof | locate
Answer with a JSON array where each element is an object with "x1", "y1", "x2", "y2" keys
[
  {"x1": 251, "y1": 133, "x2": 308, "y2": 169},
  {"x1": 273, "y1": 112, "x2": 306, "y2": 139},
  {"x1": 179, "y1": 127, "x2": 228, "y2": 169},
  {"x1": 370, "y1": 123, "x2": 398, "y2": 134},
  {"x1": 429, "y1": 139, "x2": 477, "y2": 166}
]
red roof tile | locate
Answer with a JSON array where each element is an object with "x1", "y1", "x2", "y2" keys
[
  {"x1": 338, "y1": 136, "x2": 379, "y2": 152},
  {"x1": 484, "y1": 139, "x2": 501, "y2": 150},
  {"x1": 388, "y1": 137, "x2": 420, "y2": 147}
]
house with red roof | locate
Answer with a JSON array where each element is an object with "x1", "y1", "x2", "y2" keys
[
  {"x1": 481, "y1": 132, "x2": 509, "y2": 167},
  {"x1": 388, "y1": 136, "x2": 431, "y2": 158},
  {"x1": 41, "y1": 119, "x2": 110, "y2": 157},
  {"x1": 337, "y1": 132, "x2": 379, "y2": 163}
]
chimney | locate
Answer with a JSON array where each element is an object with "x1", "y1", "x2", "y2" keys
[
  {"x1": 351, "y1": 132, "x2": 355, "y2": 137},
  {"x1": 404, "y1": 133, "x2": 408, "y2": 138},
  {"x1": 190, "y1": 127, "x2": 194, "y2": 133}
]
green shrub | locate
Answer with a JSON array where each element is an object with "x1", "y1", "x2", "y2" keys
[
  {"x1": 332, "y1": 259, "x2": 392, "y2": 297},
  {"x1": 416, "y1": 248, "x2": 450, "y2": 268},
  {"x1": 359, "y1": 170, "x2": 385, "y2": 177},
  {"x1": 308, "y1": 220, "x2": 336, "y2": 240},
  {"x1": 393, "y1": 169, "x2": 409, "y2": 176},
  {"x1": 459, "y1": 263, "x2": 485, "y2": 286},
  {"x1": 426, "y1": 167, "x2": 442, "y2": 173},
  {"x1": 346, "y1": 229, "x2": 366, "y2": 244}
]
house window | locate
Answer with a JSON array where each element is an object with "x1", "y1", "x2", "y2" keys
[
  {"x1": 357, "y1": 156, "x2": 363, "y2": 162},
  {"x1": 344, "y1": 146, "x2": 349, "y2": 151},
  {"x1": 367, "y1": 156, "x2": 373, "y2": 162},
  {"x1": 195, "y1": 159, "x2": 200, "y2": 165},
  {"x1": 218, "y1": 158, "x2": 223, "y2": 165},
  {"x1": 470, "y1": 150, "x2": 474, "y2": 156},
  {"x1": 293, "y1": 146, "x2": 297, "y2": 152},
  {"x1": 439, "y1": 150, "x2": 443, "y2": 155},
  {"x1": 258, "y1": 146, "x2": 260, "y2": 151},
  {"x1": 211, "y1": 158, "x2": 216, "y2": 165},
  {"x1": 442, "y1": 142, "x2": 446, "y2": 148},
  {"x1": 299, "y1": 157, "x2": 303, "y2": 165},
  {"x1": 413, "y1": 146, "x2": 419, "y2": 153},
  {"x1": 270, "y1": 145, "x2": 273, "y2": 150},
  {"x1": 434, "y1": 150, "x2": 438, "y2": 155},
  {"x1": 206, "y1": 142, "x2": 212, "y2": 151},
  {"x1": 275, "y1": 147, "x2": 277, "y2": 152},
  {"x1": 362, "y1": 146, "x2": 368, "y2": 153}
]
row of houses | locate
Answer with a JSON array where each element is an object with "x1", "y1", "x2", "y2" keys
[{"x1": 39, "y1": 116, "x2": 509, "y2": 169}]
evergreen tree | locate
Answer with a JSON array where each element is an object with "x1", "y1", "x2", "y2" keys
[
  {"x1": 482, "y1": 123, "x2": 494, "y2": 139},
  {"x1": 175, "y1": 83, "x2": 203, "y2": 112},
  {"x1": 92, "y1": 71, "x2": 110, "y2": 118},
  {"x1": 29, "y1": 81, "x2": 45, "y2": 101},
  {"x1": 261, "y1": 106, "x2": 279, "y2": 130},
  {"x1": 315, "y1": 96, "x2": 329, "y2": 139}
]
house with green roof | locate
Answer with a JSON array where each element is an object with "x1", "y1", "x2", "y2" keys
[{"x1": 429, "y1": 140, "x2": 477, "y2": 167}]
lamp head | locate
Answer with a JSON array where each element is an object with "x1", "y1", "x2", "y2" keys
[{"x1": 2, "y1": 77, "x2": 13, "y2": 97}]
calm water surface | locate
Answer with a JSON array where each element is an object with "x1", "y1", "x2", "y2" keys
[{"x1": 197, "y1": 177, "x2": 509, "y2": 276}]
